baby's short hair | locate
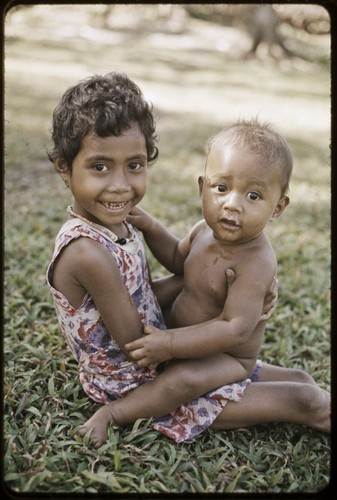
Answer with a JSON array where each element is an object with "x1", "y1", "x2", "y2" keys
[
  {"x1": 48, "y1": 72, "x2": 158, "y2": 169},
  {"x1": 206, "y1": 118, "x2": 293, "y2": 194}
]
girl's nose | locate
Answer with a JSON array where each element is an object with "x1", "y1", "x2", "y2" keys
[{"x1": 107, "y1": 169, "x2": 130, "y2": 192}]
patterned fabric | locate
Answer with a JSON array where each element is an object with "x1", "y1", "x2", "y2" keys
[{"x1": 47, "y1": 218, "x2": 261, "y2": 443}]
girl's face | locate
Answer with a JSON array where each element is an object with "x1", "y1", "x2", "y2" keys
[
  {"x1": 199, "y1": 145, "x2": 289, "y2": 245},
  {"x1": 60, "y1": 124, "x2": 148, "y2": 233}
]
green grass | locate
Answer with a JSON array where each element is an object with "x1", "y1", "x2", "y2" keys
[{"x1": 4, "y1": 5, "x2": 331, "y2": 495}]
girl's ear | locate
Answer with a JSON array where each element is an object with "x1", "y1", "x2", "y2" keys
[
  {"x1": 270, "y1": 195, "x2": 289, "y2": 221},
  {"x1": 198, "y1": 176, "x2": 205, "y2": 197},
  {"x1": 54, "y1": 159, "x2": 70, "y2": 186}
]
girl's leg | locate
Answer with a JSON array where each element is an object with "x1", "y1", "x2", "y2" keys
[
  {"x1": 78, "y1": 353, "x2": 248, "y2": 448},
  {"x1": 212, "y1": 381, "x2": 330, "y2": 433},
  {"x1": 256, "y1": 362, "x2": 317, "y2": 384}
]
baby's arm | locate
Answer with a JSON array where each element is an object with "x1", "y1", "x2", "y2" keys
[{"x1": 125, "y1": 257, "x2": 276, "y2": 365}]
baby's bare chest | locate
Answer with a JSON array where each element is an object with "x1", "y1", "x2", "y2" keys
[
  {"x1": 171, "y1": 236, "x2": 246, "y2": 325},
  {"x1": 184, "y1": 239, "x2": 239, "y2": 300}
]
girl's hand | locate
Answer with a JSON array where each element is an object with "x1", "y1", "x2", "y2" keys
[
  {"x1": 225, "y1": 268, "x2": 235, "y2": 288},
  {"x1": 260, "y1": 276, "x2": 278, "y2": 321},
  {"x1": 125, "y1": 325, "x2": 172, "y2": 368},
  {"x1": 127, "y1": 206, "x2": 155, "y2": 233}
]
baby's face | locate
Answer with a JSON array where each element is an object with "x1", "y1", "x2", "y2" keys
[{"x1": 199, "y1": 145, "x2": 288, "y2": 244}]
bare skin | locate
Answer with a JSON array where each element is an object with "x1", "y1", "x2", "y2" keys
[
  {"x1": 214, "y1": 360, "x2": 330, "y2": 433},
  {"x1": 76, "y1": 269, "x2": 282, "y2": 448},
  {"x1": 52, "y1": 130, "x2": 280, "y2": 448},
  {"x1": 76, "y1": 258, "x2": 330, "y2": 449},
  {"x1": 77, "y1": 362, "x2": 330, "y2": 448},
  {"x1": 52, "y1": 125, "x2": 329, "y2": 449},
  {"x1": 212, "y1": 380, "x2": 330, "y2": 433},
  {"x1": 126, "y1": 221, "x2": 274, "y2": 380},
  {"x1": 125, "y1": 146, "x2": 290, "y2": 378}
]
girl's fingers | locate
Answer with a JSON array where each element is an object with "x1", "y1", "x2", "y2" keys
[{"x1": 225, "y1": 268, "x2": 236, "y2": 287}]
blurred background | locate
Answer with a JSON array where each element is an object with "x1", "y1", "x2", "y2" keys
[
  {"x1": 4, "y1": 3, "x2": 331, "y2": 494},
  {"x1": 4, "y1": 0, "x2": 331, "y2": 373},
  {"x1": 4, "y1": 1, "x2": 331, "y2": 289}
]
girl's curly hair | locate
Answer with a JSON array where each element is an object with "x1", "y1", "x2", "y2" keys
[{"x1": 48, "y1": 72, "x2": 158, "y2": 170}]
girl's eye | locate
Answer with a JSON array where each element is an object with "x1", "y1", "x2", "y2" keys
[
  {"x1": 129, "y1": 162, "x2": 143, "y2": 171},
  {"x1": 94, "y1": 163, "x2": 108, "y2": 172},
  {"x1": 248, "y1": 192, "x2": 260, "y2": 201},
  {"x1": 216, "y1": 184, "x2": 227, "y2": 193}
]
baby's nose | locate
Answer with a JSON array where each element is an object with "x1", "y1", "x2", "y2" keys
[{"x1": 223, "y1": 192, "x2": 242, "y2": 211}]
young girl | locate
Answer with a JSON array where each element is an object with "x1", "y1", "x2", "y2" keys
[{"x1": 47, "y1": 72, "x2": 330, "y2": 448}]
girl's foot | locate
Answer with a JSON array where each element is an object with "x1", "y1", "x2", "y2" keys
[
  {"x1": 77, "y1": 403, "x2": 117, "y2": 448},
  {"x1": 308, "y1": 387, "x2": 330, "y2": 433}
]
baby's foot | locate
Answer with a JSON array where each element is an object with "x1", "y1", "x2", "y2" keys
[{"x1": 77, "y1": 403, "x2": 116, "y2": 448}]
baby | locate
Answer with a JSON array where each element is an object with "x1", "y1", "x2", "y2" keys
[{"x1": 126, "y1": 119, "x2": 291, "y2": 385}]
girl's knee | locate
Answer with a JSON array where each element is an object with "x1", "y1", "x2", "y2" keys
[
  {"x1": 164, "y1": 364, "x2": 202, "y2": 400},
  {"x1": 295, "y1": 383, "x2": 324, "y2": 414}
]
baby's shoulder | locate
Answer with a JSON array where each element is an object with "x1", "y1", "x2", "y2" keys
[
  {"x1": 240, "y1": 235, "x2": 276, "y2": 272},
  {"x1": 189, "y1": 219, "x2": 207, "y2": 241}
]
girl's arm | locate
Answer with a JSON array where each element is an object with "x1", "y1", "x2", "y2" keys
[
  {"x1": 151, "y1": 274, "x2": 184, "y2": 311},
  {"x1": 56, "y1": 237, "x2": 145, "y2": 350},
  {"x1": 128, "y1": 207, "x2": 198, "y2": 274}
]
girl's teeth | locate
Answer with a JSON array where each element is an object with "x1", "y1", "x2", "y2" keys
[{"x1": 104, "y1": 202, "x2": 126, "y2": 209}]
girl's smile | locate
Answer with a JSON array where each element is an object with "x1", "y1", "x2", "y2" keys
[{"x1": 61, "y1": 124, "x2": 148, "y2": 235}]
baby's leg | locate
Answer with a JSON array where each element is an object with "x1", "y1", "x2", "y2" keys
[
  {"x1": 78, "y1": 353, "x2": 248, "y2": 447},
  {"x1": 212, "y1": 381, "x2": 330, "y2": 433}
]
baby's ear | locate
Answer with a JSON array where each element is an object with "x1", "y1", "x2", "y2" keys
[
  {"x1": 198, "y1": 176, "x2": 205, "y2": 197},
  {"x1": 271, "y1": 195, "x2": 289, "y2": 221}
]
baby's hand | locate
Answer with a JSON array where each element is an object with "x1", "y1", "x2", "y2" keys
[
  {"x1": 127, "y1": 206, "x2": 155, "y2": 233},
  {"x1": 125, "y1": 325, "x2": 172, "y2": 368}
]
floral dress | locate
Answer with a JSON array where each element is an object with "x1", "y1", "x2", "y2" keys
[{"x1": 47, "y1": 218, "x2": 261, "y2": 443}]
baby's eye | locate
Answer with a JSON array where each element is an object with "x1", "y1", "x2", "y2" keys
[
  {"x1": 216, "y1": 184, "x2": 227, "y2": 193},
  {"x1": 94, "y1": 163, "x2": 108, "y2": 172},
  {"x1": 248, "y1": 192, "x2": 260, "y2": 201}
]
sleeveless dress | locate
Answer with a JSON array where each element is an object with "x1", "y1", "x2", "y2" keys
[{"x1": 47, "y1": 218, "x2": 261, "y2": 443}]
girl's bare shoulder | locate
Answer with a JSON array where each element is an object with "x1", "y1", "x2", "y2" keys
[
  {"x1": 59, "y1": 235, "x2": 112, "y2": 266},
  {"x1": 53, "y1": 236, "x2": 118, "y2": 290}
]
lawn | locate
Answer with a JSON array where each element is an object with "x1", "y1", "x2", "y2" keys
[{"x1": 3, "y1": 4, "x2": 331, "y2": 495}]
